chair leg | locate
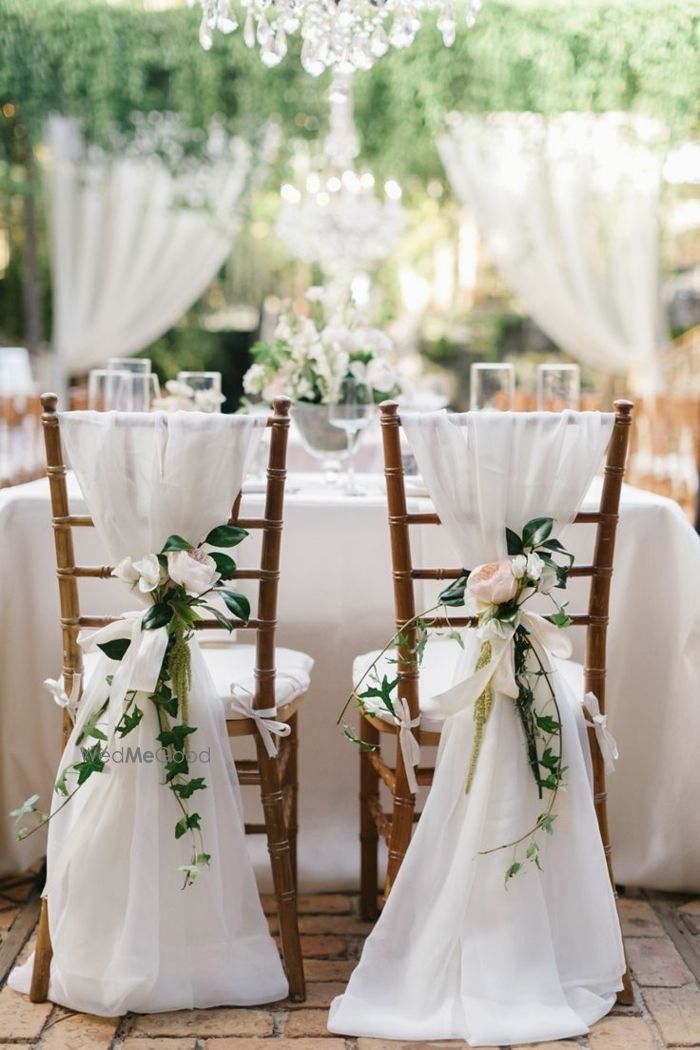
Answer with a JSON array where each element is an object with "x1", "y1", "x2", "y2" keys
[
  {"x1": 257, "y1": 741, "x2": 305, "y2": 1002},
  {"x1": 360, "y1": 715, "x2": 380, "y2": 920},
  {"x1": 384, "y1": 738, "x2": 416, "y2": 899},
  {"x1": 29, "y1": 898, "x2": 52, "y2": 1003},
  {"x1": 286, "y1": 713, "x2": 299, "y2": 892},
  {"x1": 591, "y1": 737, "x2": 634, "y2": 1005}
]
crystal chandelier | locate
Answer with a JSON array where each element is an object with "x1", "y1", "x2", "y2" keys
[
  {"x1": 192, "y1": 0, "x2": 484, "y2": 74},
  {"x1": 275, "y1": 73, "x2": 405, "y2": 276}
]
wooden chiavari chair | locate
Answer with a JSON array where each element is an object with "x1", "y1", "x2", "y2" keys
[
  {"x1": 30, "y1": 393, "x2": 306, "y2": 1003},
  {"x1": 359, "y1": 398, "x2": 634, "y2": 1005}
]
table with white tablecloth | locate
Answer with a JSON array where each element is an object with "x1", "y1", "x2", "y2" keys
[{"x1": 1, "y1": 473, "x2": 699, "y2": 892}]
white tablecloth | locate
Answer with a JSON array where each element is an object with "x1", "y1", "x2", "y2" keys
[{"x1": 1, "y1": 473, "x2": 699, "y2": 892}]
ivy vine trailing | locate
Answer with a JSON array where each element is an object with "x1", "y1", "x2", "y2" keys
[
  {"x1": 340, "y1": 517, "x2": 576, "y2": 888},
  {"x1": 11, "y1": 522, "x2": 251, "y2": 888}
]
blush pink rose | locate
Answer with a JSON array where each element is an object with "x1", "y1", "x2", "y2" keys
[{"x1": 467, "y1": 559, "x2": 518, "y2": 605}]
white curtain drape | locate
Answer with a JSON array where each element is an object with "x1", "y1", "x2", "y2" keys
[
  {"x1": 46, "y1": 115, "x2": 256, "y2": 375},
  {"x1": 439, "y1": 113, "x2": 668, "y2": 394}
]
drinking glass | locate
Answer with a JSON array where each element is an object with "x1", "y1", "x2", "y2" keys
[
  {"x1": 107, "y1": 357, "x2": 152, "y2": 374},
  {"x1": 470, "y1": 363, "x2": 515, "y2": 411},
  {"x1": 537, "y1": 364, "x2": 581, "y2": 412},
  {"x1": 329, "y1": 377, "x2": 373, "y2": 497},
  {"x1": 88, "y1": 369, "x2": 131, "y2": 411},
  {"x1": 176, "y1": 371, "x2": 224, "y2": 413},
  {"x1": 123, "y1": 373, "x2": 159, "y2": 412}
]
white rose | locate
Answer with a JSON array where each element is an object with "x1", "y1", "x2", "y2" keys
[
  {"x1": 510, "y1": 554, "x2": 528, "y2": 579},
  {"x1": 113, "y1": 556, "x2": 140, "y2": 586},
  {"x1": 167, "y1": 549, "x2": 220, "y2": 596},
  {"x1": 133, "y1": 553, "x2": 162, "y2": 593},
  {"x1": 165, "y1": 379, "x2": 195, "y2": 400},
  {"x1": 365, "y1": 357, "x2": 397, "y2": 393},
  {"x1": 539, "y1": 564, "x2": 559, "y2": 595},
  {"x1": 194, "y1": 389, "x2": 226, "y2": 412},
  {"x1": 349, "y1": 359, "x2": 368, "y2": 381},
  {"x1": 526, "y1": 552, "x2": 544, "y2": 582},
  {"x1": 243, "y1": 363, "x2": 267, "y2": 396}
]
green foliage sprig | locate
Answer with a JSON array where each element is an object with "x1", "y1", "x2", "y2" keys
[{"x1": 12, "y1": 522, "x2": 251, "y2": 888}]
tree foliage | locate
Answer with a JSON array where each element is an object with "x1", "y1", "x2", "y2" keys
[{"x1": 0, "y1": 0, "x2": 697, "y2": 180}]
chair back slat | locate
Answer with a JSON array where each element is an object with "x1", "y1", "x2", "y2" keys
[{"x1": 40, "y1": 393, "x2": 291, "y2": 716}]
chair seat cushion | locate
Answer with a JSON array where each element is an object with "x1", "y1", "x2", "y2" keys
[
  {"x1": 353, "y1": 639, "x2": 584, "y2": 733},
  {"x1": 84, "y1": 643, "x2": 313, "y2": 720}
]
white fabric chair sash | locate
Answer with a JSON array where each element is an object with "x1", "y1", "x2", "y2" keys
[
  {"x1": 11, "y1": 409, "x2": 290, "y2": 1016},
  {"x1": 329, "y1": 409, "x2": 626, "y2": 1046}
]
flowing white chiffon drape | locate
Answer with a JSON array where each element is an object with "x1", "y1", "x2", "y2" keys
[
  {"x1": 329, "y1": 411, "x2": 626, "y2": 1046},
  {"x1": 10, "y1": 411, "x2": 288, "y2": 1015}
]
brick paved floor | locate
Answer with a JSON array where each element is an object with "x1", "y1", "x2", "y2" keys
[{"x1": 1, "y1": 875, "x2": 699, "y2": 1049}]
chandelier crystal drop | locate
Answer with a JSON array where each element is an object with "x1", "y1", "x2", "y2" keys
[{"x1": 191, "y1": 0, "x2": 484, "y2": 74}]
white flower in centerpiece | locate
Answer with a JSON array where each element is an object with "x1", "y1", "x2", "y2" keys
[
  {"x1": 167, "y1": 549, "x2": 220, "y2": 596},
  {"x1": 355, "y1": 327, "x2": 393, "y2": 357},
  {"x1": 243, "y1": 363, "x2": 267, "y2": 396},
  {"x1": 349, "y1": 359, "x2": 369, "y2": 382},
  {"x1": 165, "y1": 379, "x2": 195, "y2": 400},
  {"x1": 305, "y1": 285, "x2": 325, "y2": 303},
  {"x1": 133, "y1": 553, "x2": 162, "y2": 593},
  {"x1": 510, "y1": 554, "x2": 528, "y2": 579},
  {"x1": 366, "y1": 357, "x2": 398, "y2": 394},
  {"x1": 194, "y1": 389, "x2": 226, "y2": 413},
  {"x1": 526, "y1": 552, "x2": 545, "y2": 582}
]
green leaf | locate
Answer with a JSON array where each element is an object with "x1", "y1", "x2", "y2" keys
[
  {"x1": 175, "y1": 813, "x2": 202, "y2": 838},
  {"x1": 195, "y1": 852, "x2": 211, "y2": 866},
  {"x1": 97, "y1": 638, "x2": 131, "y2": 662},
  {"x1": 504, "y1": 861, "x2": 523, "y2": 887},
  {"x1": 171, "y1": 777, "x2": 207, "y2": 799},
  {"x1": 170, "y1": 599, "x2": 198, "y2": 626},
  {"x1": 522, "y1": 517, "x2": 553, "y2": 549},
  {"x1": 536, "y1": 714, "x2": 561, "y2": 734},
  {"x1": 540, "y1": 747, "x2": 560, "y2": 772},
  {"x1": 80, "y1": 711, "x2": 107, "y2": 742},
  {"x1": 142, "y1": 603, "x2": 173, "y2": 630},
  {"x1": 161, "y1": 534, "x2": 191, "y2": 553},
  {"x1": 54, "y1": 771, "x2": 68, "y2": 797},
  {"x1": 203, "y1": 605, "x2": 235, "y2": 633},
  {"x1": 165, "y1": 756, "x2": 189, "y2": 782},
  {"x1": 219, "y1": 590, "x2": 250, "y2": 623},
  {"x1": 506, "y1": 528, "x2": 523, "y2": 555},
  {"x1": 210, "y1": 552, "x2": 237, "y2": 579},
  {"x1": 526, "y1": 840, "x2": 543, "y2": 871},
  {"x1": 438, "y1": 572, "x2": 470, "y2": 607},
  {"x1": 74, "y1": 744, "x2": 105, "y2": 785},
  {"x1": 158, "y1": 724, "x2": 197, "y2": 752},
  {"x1": 205, "y1": 524, "x2": 249, "y2": 548},
  {"x1": 446, "y1": 629, "x2": 465, "y2": 649},
  {"x1": 359, "y1": 675, "x2": 398, "y2": 719},
  {"x1": 539, "y1": 813, "x2": 558, "y2": 835},
  {"x1": 550, "y1": 608, "x2": 573, "y2": 629},
  {"x1": 116, "y1": 705, "x2": 143, "y2": 737},
  {"x1": 540, "y1": 537, "x2": 574, "y2": 563}
]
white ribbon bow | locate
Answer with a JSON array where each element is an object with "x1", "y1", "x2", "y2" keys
[
  {"x1": 386, "y1": 697, "x2": 421, "y2": 796},
  {"x1": 79, "y1": 611, "x2": 170, "y2": 739},
  {"x1": 582, "y1": 690, "x2": 619, "y2": 774},
  {"x1": 229, "y1": 680, "x2": 300, "y2": 757},
  {"x1": 432, "y1": 610, "x2": 573, "y2": 720},
  {"x1": 44, "y1": 674, "x2": 82, "y2": 722}
]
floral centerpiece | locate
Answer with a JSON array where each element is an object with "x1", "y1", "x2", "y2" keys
[{"x1": 242, "y1": 289, "x2": 401, "y2": 407}]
